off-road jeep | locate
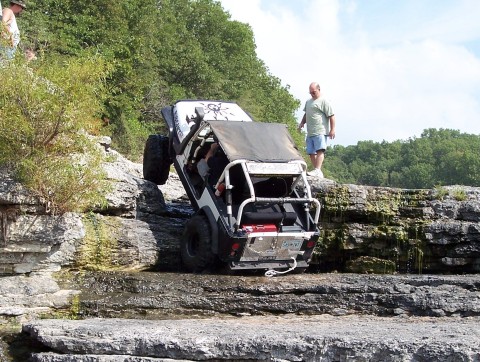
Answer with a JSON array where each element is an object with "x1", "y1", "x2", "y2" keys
[{"x1": 143, "y1": 100, "x2": 320, "y2": 275}]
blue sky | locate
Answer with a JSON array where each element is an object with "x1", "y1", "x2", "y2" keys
[{"x1": 218, "y1": 0, "x2": 480, "y2": 146}]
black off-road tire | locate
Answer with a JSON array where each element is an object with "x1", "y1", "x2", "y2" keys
[
  {"x1": 181, "y1": 215, "x2": 215, "y2": 273},
  {"x1": 143, "y1": 135, "x2": 171, "y2": 185}
]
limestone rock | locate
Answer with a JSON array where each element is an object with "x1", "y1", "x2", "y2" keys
[
  {"x1": 99, "y1": 148, "x2": 166, "y2": 217},
  {"x1": 24, "y1": 315, "x2": 480, "y2": 361},
  {"x1": 0, "y1": 141, "x2": 172, "y2": 275},
  {"x1": 0, "y1": 273, "x2": 77, "y2": 320},
  {"x1": 310, "y1": 179, "x2": 480, "y2": 273},
  {"x1": 1, "y1": 213, "x2": 83, "y2": 274}
]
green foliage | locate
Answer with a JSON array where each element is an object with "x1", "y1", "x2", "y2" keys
[
  {"x1": 346, "y1": 256, "x2": 396, "y2": 274},
  {"x1": 105, "y1": 114, "x2": 157, "y2": 162},
  {"x1": 452, "y1": 187, "x2": 467, "y2": 201},
  {"x1": 433, "y1": 186, "x2": 449, "y2": 200},
  {"x1": 22, "y1": 0, "x2": 164, "y2": 156},
  {"x1": 1, "y1": 21, "x2": 13, "y2": 53},
  {"x1": 21, "y1": 0, "x2": 301, "y2": 158},
  {"x1": 327, "y1": 129, "x2": 480, "y2": 188},
  {"x1": 0, "y1": 56, "x2": 110, "y2": 214}
]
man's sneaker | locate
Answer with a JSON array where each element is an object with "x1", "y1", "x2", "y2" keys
[{"x1": 307, "y1": 168, "x2": 324, "y2": 178}]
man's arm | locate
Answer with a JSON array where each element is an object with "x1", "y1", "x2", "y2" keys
[
  {"x1": 1, "y1": 9, "x2": 14, "y2": 47},
  {"x1": 205, "y1": 142, "x2": 218, "y2": 162},
  {"x1": 328, "y1": 115, "x2": 336, "y2": 139},
  {"x1": 2, "y1": 8, "x2": 13, "y2": 25},
  {"x1": 297, "y1": 114, "x2": 306, "y2": 131}
]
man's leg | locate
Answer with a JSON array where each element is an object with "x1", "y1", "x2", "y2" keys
[
  {"x1": 309, "y1": 153, "x2": 317, "y2": 169},
  {"x1": 307, "y1": 150, "x2": 324, "y2": 177},
  {"x1": 314, "y1": 150, "x2": 325, "y2": 170},
  {"x1": 306, "y1": 136, "x2": 326, "y2": 177}
]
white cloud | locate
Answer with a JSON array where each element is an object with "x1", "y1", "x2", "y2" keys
[{"x1": 219, "y1": 0, "x2": 480, "y2": 146}]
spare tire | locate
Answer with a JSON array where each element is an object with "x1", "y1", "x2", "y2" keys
[{"x1": 143, "y1": 135, "x2": 172, "y2": 185}]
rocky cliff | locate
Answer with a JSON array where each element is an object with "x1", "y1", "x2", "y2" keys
[
  {"x1": 314, "y1": 181, "x2": 480, "y2": 274},
  {"x1": 2, "y1": 140, "x2": 480, "y2": 277},
  {"x1": 0, "y1": 141, "x2": 179, "y2": 276}
]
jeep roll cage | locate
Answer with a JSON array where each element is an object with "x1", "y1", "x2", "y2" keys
[{"x1": 202, "y1": 122, "x2": 321, "y2": 232}]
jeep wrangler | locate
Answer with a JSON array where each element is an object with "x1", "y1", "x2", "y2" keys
[{"x1": 143, "y1": 100, "x2": 320, "y2": 275}]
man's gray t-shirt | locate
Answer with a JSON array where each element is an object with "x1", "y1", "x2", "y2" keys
[{"x1": 303, "y1": 97, "x2": 334, "y2": 136}]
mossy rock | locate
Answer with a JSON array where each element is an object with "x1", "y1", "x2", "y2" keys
[{"x1": 346, "y1": 256, "x2": 396, "y2": 274}]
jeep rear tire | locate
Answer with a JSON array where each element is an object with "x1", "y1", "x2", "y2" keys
[
  {"x1": 181, "y1": 215, "x2": 214, "y2": 272},
  {"x1": 143, "y1": 135, "x2": 171, "y2": 185}
]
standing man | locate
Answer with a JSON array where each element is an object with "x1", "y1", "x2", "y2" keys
[
  {"x1": 297, "y1": 82, "x2": 336, "y2": 178},
  {"x1": 1, "y1": 0, "x2": 27, "y2": 60}
]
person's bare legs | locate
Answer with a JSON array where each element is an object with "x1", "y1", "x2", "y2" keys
[
  {"x1": 310, "y1": 150, "x2": 325, "y2": 170},
  {"x1": 309, "y1": 153, "x2": 317, "y2": 168},
  {"x1": 308, "y1": 150, "x2": 325, "y2": 177}
]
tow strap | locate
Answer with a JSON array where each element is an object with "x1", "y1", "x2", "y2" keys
[{"x1": 264, "y1": 257, "x2": 298, "y2": 277}]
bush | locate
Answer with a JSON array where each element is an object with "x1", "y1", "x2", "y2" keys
[{"x1": 0, "y1": 55, "x2": 111, "y2": 214}]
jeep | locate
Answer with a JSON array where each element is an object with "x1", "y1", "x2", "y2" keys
[{"x1": 143, "y1": 100, "x2": 320, "y2": 275}]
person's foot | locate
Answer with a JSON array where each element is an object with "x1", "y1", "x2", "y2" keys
[{"x1": 306, "y1": 168, "x2": 324, "y2": 178}]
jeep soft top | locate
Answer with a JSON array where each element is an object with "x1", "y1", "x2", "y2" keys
[{"x1": 143, "y1": 100, "x2": 320, "y2": 275}]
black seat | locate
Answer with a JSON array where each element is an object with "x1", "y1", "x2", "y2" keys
[
  {"x1": 228, "y1": 164, "x2": 249, "y2": 203},
  {"x1": 252, "y1": 176, "x2": 292, "y2": 198}
]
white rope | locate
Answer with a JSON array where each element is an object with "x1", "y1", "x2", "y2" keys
[{"x1": 264, "y1": 257, "x2": 297, "y2": 277}]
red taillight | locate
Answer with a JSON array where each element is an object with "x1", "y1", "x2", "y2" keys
[
  {"x1": 306, "y1": 240, "x2": 316, "y2": 248},
  {"x1": 230, "y1": 243, "x2": 241, "y2": 257}
]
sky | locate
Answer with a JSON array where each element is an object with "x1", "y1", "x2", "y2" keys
[{"x1": 218, "y1": 0, "x2": 480, "y2": 146}]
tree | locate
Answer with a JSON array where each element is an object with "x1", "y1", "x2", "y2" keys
[
  {"x1": 326, "y1": 129, "x2": 480, "y2": 188},
  {"x1": 21, "y1": 0, "x2": 301, "y2": 160},
  {"x1": 0, "y1": 56, "x2": 110, "y2": 213}
]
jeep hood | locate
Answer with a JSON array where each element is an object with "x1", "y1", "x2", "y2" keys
[{"x1": 208, "y1": 121, "x2": 304, "y2": 162}]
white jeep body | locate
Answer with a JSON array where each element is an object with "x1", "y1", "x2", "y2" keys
[{"x1": 144, "y1": 100, "x2": 320, "y2": 274}]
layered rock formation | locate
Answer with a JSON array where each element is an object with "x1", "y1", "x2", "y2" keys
[
  {"x1": 2, "y1": 137, "x2": 480, "y2": 277},
  {"x1": 1, "y1": 138, "x2": 479, "y2": 361},
  {"x1": 313, "y1": 181, "x2": 480, "y2": 274},
  {"x1": 3, "y1": 145, "x2": 480, "y2": 279},
  {"x1": 1, "y1": 270, "x2": 478, "y2": 361},
  {"x1": 0, "y1": 144, "x2": 180, "y2": 276},
  {"x1": 24, "y1": 315, "x2": 480, "y2": 362}
]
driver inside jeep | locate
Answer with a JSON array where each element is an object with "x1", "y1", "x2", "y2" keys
[
  {"x1": 197, "y1": 142, "x2": 248, "y2": 202},
  {"x1": 204, "y1": 142, "x2": 228, "y2": 188}
]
